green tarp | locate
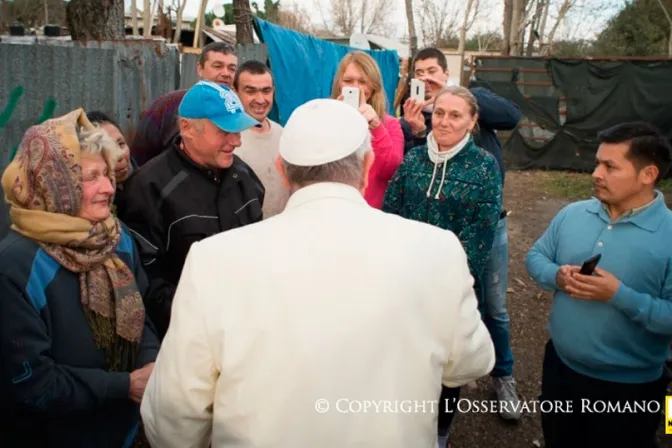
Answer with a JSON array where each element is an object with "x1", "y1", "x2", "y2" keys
[{"x1": 474, "y1": 58, "x2": 672, "y2": 173}]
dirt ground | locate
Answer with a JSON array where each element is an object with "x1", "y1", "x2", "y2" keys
[{"x1": 448, "y1": 171, "x2": 672, "y2": 448}]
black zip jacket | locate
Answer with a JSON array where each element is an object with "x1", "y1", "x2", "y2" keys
[
  {"x1": 0, "y1": 227, "x2": 160, "y2": 447},
  {"x1": 118, "y1": 137, "x2": 265, "y2": 338}
]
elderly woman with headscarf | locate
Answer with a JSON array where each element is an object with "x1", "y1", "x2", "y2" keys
[{"x1": 0, "y1": 109, "x2": 160, "y2": 447}]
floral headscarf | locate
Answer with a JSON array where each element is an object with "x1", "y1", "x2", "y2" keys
[{"x1": 1, "y1": 109, "x2": 145, "y2": 371}]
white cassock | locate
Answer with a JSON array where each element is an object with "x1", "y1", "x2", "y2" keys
[{"x1": 140, "y1": 182, "x2": 495, "y2": 448}]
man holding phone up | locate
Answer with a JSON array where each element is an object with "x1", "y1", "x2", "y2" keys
[{"x1": 526, "y1": 122, "x2": 672, "y2": 448}]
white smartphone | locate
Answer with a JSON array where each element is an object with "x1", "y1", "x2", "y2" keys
[
  {"x1": 342, "y1": 87, "x2": 360, "y2": 109},
  {"x1": 410, "y1": 78, "x2": 425, "y2": 102}
]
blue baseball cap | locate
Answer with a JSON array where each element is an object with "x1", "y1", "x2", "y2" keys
[{"x1": 178, "y1": 81, "x2": 260, "y2": 133}]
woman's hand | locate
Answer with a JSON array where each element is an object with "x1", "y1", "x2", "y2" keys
[
  {"x1": 359, "y1": 103, "x2": 380, "y2": 129},
  {"x1": 129, "y1": 362, "x2": 154, "y2": 404}
]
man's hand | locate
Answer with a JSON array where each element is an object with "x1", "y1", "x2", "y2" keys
[
  {"x1": 565, "y1": 267, "x2": 621, "y2": 302},
  {"x1": 129, "y1": 362, "x2": 155, "y2": 404},
  {"x1": 402, "y1": 98, "x2": 426, "y2": 134},
  {"x1": 556, "y1": 265, "x2": 580, "y2": 292},
  {"x1": 417, "y1": 75, "x2": 446, "y2": 103}
]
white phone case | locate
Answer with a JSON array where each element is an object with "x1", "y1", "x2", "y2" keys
[
  {"x1": 342, "y1": 87, "x2": 360, "y2": 109},
  {"x1": 410, "y1": 79, "x2": 425, "y2": 102}
]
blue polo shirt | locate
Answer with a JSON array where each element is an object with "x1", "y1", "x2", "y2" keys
[{"x1": 525, "y1": 192, "x2": 672, "y2": 384}]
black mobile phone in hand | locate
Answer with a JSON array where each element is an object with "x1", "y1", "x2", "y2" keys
[{"x1": 580, "y1": 254, "x2": 602, "y2": 275}]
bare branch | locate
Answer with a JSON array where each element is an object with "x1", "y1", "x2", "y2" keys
[
  {"x1": 542, "y1": 0, "x2": 578, "y2": 54},
  {"x1": 417, "y1": 0, "x2": 460, "y2": 47},
  {"x1": 277, "y1": 3, "x2": 314, "y2": 34}
]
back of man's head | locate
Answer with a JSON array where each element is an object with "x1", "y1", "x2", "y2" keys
[
  {"x1": 277, "y1": 99, "x2": 373, "y2": 191},
  {"x1": 598, "y1": 121, "x2": 672, "y2": 184}
]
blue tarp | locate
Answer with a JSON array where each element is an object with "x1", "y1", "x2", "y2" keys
[{"x1": 255, "y1": 19, "x2": 400, "y2": 126}]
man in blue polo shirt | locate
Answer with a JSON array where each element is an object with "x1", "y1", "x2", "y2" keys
[{"x1": 526, "y1": 121, "x2": 672, "y2": 448}]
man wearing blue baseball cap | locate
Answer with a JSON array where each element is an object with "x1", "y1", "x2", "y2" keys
[
  {"x1": 141, "y1": 99, "x2": 493, "y2": 448},
  {"x1": 118, "y1": 81, "x2": 265, "y2": 339}
]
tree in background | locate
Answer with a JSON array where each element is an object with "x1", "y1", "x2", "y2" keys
[
  {"x1": 593, "y1": 0, "x2": 672, "y2": 57},
  {"x1": 315, "y1": 0, "x2": 396, "y2": 36},
  {"x1": 1, "y1": 0, "x2": 67, "y2": 32},
  {"x1": 252, "y1": 0, "x2": 279, "y2": 22},
  {"x1": 233, "y1": 0, "x2": 255, "y2": 43},
  {"x1": 67, "y1": 0, "x2": 124, "y2": 40}
]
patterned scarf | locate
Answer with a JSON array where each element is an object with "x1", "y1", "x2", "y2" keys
[{"x1": 1, "y1": 109, "x2": 145, "y2": 372}]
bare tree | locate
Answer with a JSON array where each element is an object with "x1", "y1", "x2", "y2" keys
[
  {"x1": 525, "y1": 0, "x2": 544, "y2": 55},
  {"x1": 655, "y1": 0, "x2": 672, "y2": 57},
  {"x1": 405, "y1": 0, "x2": 417, "y2": 58},
  {"x1": 540, "y1": 0, "x2": 578, "y2": 55},
  {"x1": 508, "y1": 0, "x2": 526, "y2": 55},
  {"x1": 316, "y1": 0, "x2": 396, "y2": 36},
  {"x1": 130, "y1": 0, "x2": 139, "y2": 35},
  {"x1": 476, "y1": 31, "x2": 501, "y2": 52},
  {"x1": 67, "y1": 0, "x2": 124, "y2": 40},
  {"x1": 501, "y1": 0, "x2": 513, "y2": 54},
  {"x1": 417, "y1": 0, "x2": 460, "y2": 47},
  {"x1": 2, "y1": 0, "x2": 68, "y2": 31},
  {"x1": 277, "y1": 3, "x2": 314, "y2": 34},
  {"x1": 172, "y1": 0, "x2": 187, "y2": 43},
  {"x1": 458, "y1": 0, "x2": 481, "y2": 54},
  {"x1": 233, "y1": 0, "x2": 255, "y2": 44},
  {"x1": 142, "y1": 0, "x2": 154, "y2": 36}
]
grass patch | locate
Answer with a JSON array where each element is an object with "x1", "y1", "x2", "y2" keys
[{"x1": 535, "y1": 171, "x2": 672, "y2": 201}]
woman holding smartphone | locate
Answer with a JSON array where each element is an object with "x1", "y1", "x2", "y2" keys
[{"x1": 331, "y1": 51, "x2": 404, "y2": 209}]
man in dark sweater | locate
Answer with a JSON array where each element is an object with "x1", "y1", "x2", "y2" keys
[{"x1": 399, "y1": 48, "x2": 522, "y2": 434}]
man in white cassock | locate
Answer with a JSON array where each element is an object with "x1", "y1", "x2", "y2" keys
[{"x1": 140, "y1": 99, "x2": 495, "y2": 448}]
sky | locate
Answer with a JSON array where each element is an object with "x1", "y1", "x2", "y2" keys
[{"x1": 127, "y1": 0, "x2": 619, "y2": 42}]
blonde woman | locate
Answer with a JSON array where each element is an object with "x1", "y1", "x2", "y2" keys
[{"x1": 332, "y1": 51, "x2": 404, "y2": 209}]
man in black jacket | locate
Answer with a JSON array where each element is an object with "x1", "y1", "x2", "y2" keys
[
  {"x1": 399, "y1": 48, "x2": 523, "y2": 442},
  {"x1": 119, "y1": 81, "x2": 265, "y2": 339}
]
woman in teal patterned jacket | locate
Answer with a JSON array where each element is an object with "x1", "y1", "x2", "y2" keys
[
  {"x1": 383, "y1": 85, "x2": 502, "y2": 292},
  {"x1": 382, "y1": 84, "x2": 502, "y2": 446}
]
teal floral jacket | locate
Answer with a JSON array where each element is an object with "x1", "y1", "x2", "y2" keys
[{"x1": 382, "y1": 139, "x2": 502, "y2": 287}]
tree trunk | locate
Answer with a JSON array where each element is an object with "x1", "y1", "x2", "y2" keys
[
  {"x1": 654, "y1": 0, "x2": 672, "y2": 57},
  {"x1": 526, "y1": 0, "x2": 543, "y2": 56},
  {"x1": 502, "y1": 0, "x2": 513, "y2": 55},
  {"x1": 405, "y1": 0, "x2": 417, "y2": 59},
  {"x1": 173, "y1": 0, "x2": 187, "y2": 43},
  {"x1": 509, "y1": 0, "x2": 525, "y2": 56},
  {"x1": 67, "y1": 0, "x2": 124, "y2": 40},
  {"x1": 130, "y1": 0, "x2": 138, "y2": 35},
  {"x1": 543, "y1": 0, "x2": 575, "y2": 55},
  {"x1": 457, "y1": 0, "x2": 474, "y2": 55},
  {"x1": 233, "y1": 0, "x2": 255, "y2": 44}
]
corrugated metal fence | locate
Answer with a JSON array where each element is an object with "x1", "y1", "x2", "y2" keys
[{"x1": 0, "y1": 39, "x2": 268, "y2": 238}]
